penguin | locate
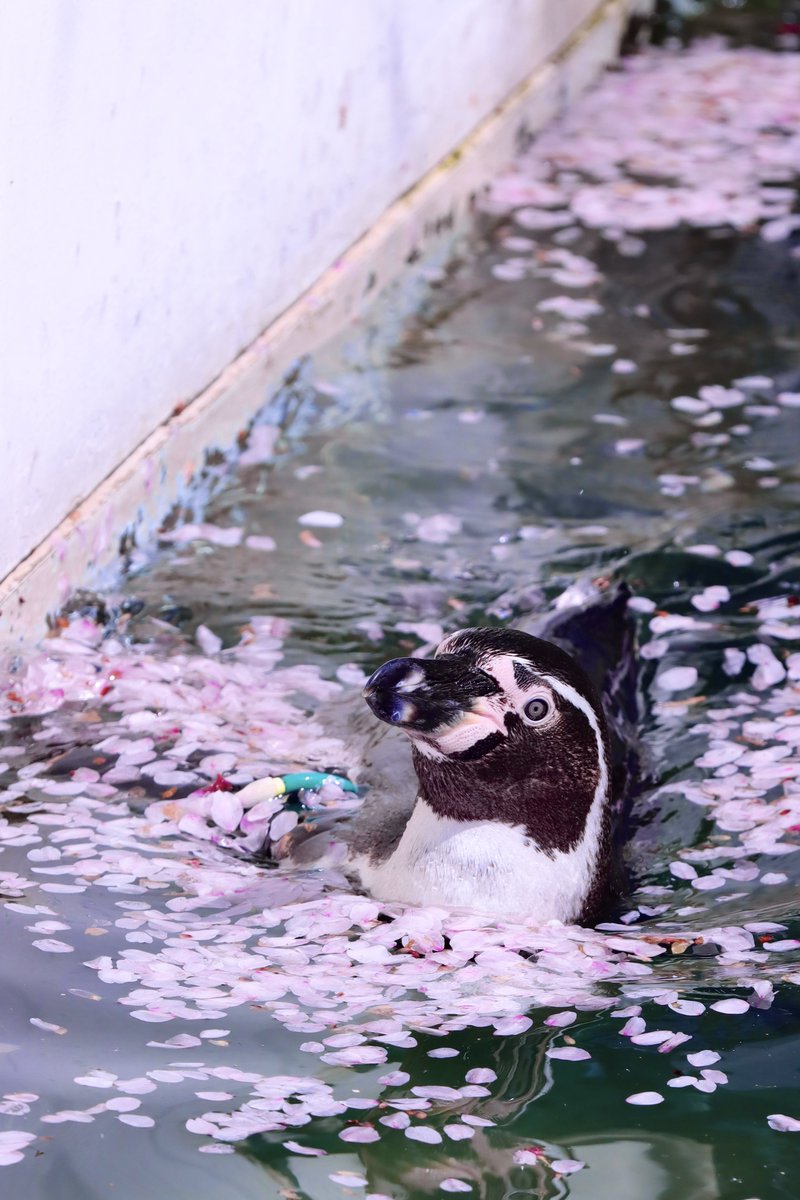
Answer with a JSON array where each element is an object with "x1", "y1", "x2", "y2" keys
[{"x1": 277, "y1": 581, "x2": 639, "y2": 925}]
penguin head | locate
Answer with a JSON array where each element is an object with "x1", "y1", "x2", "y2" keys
[{"x1": 363, "y1": 626, "x2": 611, "y2": 849}]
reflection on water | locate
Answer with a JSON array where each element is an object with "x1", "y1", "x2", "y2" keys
[{"x1": 570, "y1": 1137, "x2": 718, "y2": 1200}]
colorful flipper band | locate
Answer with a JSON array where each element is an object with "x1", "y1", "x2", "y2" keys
[{"x1": 280, "y1": 771, "x2": 358, "y2": 795}]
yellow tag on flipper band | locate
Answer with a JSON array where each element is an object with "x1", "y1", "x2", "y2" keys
[{"x1": 233, "y1": 776, "x2": 285, "y2": 806}]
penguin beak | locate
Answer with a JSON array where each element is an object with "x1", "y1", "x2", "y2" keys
[{"x1": 362, "y1": 655, "x2": 503, "y2": 735}]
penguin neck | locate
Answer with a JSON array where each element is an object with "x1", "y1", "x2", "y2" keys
[
  {"x1": 410, "y1": 689, "x2": 611, "y2": 858},
  {"x1": 412, "y1": 751, "x2": 603, "y2": 855},
  {"x1": 359, "y1": 793, "x2": 600, "y2": 923}
]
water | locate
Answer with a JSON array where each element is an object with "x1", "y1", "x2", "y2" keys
[{"x1": 2, "y1": 18, "x2": 800, "y2": 1200}]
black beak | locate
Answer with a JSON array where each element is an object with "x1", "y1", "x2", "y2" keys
[{"x1": 362, "y1": 654, "x2": 500, "y2": 733}]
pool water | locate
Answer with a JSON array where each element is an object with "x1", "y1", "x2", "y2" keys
[{"x1": 2, "y1": 22, "x2": 800, "y2": 1200}]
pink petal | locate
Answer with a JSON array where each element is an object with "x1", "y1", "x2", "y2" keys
[
  {"x1": 339, "y1": 1127, "x2": 380, "y2": 1144},
  {"x1": 768, "y1": 1114, "x2": 800, "y2": 1132},
  {"x1": 710, "y1": 999, "x2": 749, "y2": 1015},
  {"x1": 380, "y1": 1112, "x2": 410, "y2": 1130},
  {"x1": 626, "y1": 1092, "x2": 663, "y2": 1106},
  {"x1": 493, "y1": 1015, "x2": 533, "y2": 1036},
  {"x1": 464, "y1": 1068, "x2": 497, "y2": 1084},
  {"x1": 411, "y1": 1086, "x2": 463, "y2": 1102},
  {"x1": 443, "y1": 1124, "x2": 474, "y2": 1141},
  {"x1": 552, "y1": 1159, "x2": 585, "y2": 1174},
  {"x1": 631, "y1": 1030, "x2": 675, "y2": 1046},
  {"x1": 545, "y1": 1011, "x2": 577, "y2": 1028},
  {"x1": 209, "y1": 792, "x2": 244, "y2": 833},
  {"x1": 405, "y1": 1126, "x2": 442, "y2": 1144},
  {"x1": 687, "y1": 1051, "x2": 721, "y2": 1068}
]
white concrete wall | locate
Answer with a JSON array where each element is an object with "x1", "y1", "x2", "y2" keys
[{"x1": 0, "y1": 0, "x2": 604, "y2": 583}]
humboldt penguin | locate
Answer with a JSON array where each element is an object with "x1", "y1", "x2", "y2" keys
[{"x1": 279, "y1": 581, "x2": 638, "y2": 925}]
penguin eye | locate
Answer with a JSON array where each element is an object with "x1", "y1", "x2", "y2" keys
[{"x1": 523, "y1": 697, "x2": 550, "y2": 723}]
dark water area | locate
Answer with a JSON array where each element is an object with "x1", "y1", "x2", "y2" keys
[{"x1": 2, "y1": 10, "x2": 800, "y2": 1200}]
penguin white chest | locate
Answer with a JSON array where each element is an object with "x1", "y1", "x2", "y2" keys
[{"x1": 350, "y1": 799, "x2": 598, "y2": 923}]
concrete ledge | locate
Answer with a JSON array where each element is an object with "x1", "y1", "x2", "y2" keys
[{"x1": 0, "y1": 0, "x2": 634, "y2": 647}]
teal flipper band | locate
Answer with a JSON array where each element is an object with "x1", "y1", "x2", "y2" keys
[{"x1": 280, "y1": 771, "x2": 358, "y2": 795}]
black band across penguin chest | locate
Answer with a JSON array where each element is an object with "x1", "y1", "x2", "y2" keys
[{"x1": 411, "y1": 699, "x2": 604, "y2": 855}]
